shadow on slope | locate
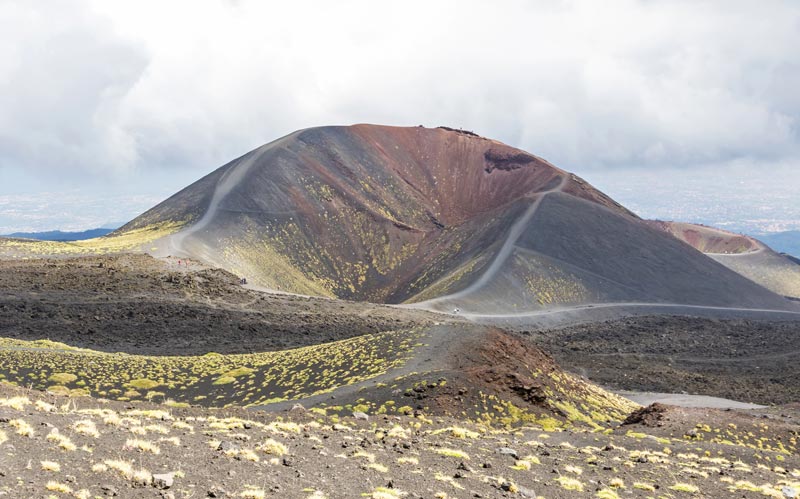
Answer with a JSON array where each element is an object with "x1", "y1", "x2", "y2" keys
[{"x1": 419, "y1": 193, "x2": 794, "y2": 314}]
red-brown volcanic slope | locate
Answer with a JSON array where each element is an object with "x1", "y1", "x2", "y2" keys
[
  {"x1": 119, "y1": 125, "x2": 795, "y2": 310},
  {"x1": 123, "y1": 125, "x2": 618, "y2": 302},
  {"x1": 647, "y1": 220, "x2": 761, "y2": 254},
  {"x1": 345, "y1": 126, "x2": 563, "y2": 224}
]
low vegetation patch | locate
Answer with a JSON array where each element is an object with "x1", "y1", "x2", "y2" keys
[{"x1": 0, "y1": 329, "x2": 422, "y2": 407}]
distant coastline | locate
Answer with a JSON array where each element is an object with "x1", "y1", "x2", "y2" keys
[{"x1": 3, "y1": 228, "x2": 115, "y2": 241}]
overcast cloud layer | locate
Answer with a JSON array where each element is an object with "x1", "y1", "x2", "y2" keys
[{"x1": 1, "y1": 0, "x2": 799, "y2": 231}]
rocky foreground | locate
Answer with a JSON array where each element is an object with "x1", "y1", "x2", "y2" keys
[
  {"x1": 0, "y1": 384, "x2": 798, "y2": 499},
  {"x1": 0, "y1": 254, "x2": 798, "y2": 498}
]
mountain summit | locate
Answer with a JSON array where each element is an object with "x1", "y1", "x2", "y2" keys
[{"x1": 121, "y1": 124, "x2": 793, "y2": 312}]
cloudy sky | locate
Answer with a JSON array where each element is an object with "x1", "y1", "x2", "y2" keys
[{"x1": 1, "y1": 0, "x2": 799, "y2": 233}]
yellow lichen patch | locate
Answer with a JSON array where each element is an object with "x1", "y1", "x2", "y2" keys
[
  {"x1": 239, "y1": 448, "x2": 260, "y2": 462},
  {"x1": 220, "y1": 228, "x2": 336, "y2": 298},
  {"x1": 0, "y1": 329, "x2": 422, "y2": 408},
  {"x1": 45, "y1": 481, "x2": 72, "y2": 494},
  {"x1": 48, "y1": 373, "x2": 78, "y2": 385},
  {"x1": 511, "y1": 460, "x2": 532, "y2": 471},
  {"x1": 609, "y1": 477, "x2": 625, "y2": 489},
  {"x1": 125, "y1": 409, "x2": 172, "y2": 420},
  {"x1": 0, "y1": 221, "x2": 185, "y2": 258},
  {"x1": 46, "y1": 429, "x2": 77, "y2": 451},
  {"x1": 471, "y1": 364, "x2": 637, "y2": 429},
  {"x1": 434, "y1": 448, "x2": 469, "y2": 460},
  {"x1": 124, "y1": 438, "x2": 160, "y2": 454},
  {"x1": 596, "y1": 488, "x2": 620, "y2": 499},
  {"x1": 34, "y1": 400, "x2": 57, "y2": 412},
  {"x1": 40, "y1": 461, "x2": 61, "y2": 472},
  {"x1": 126, "y1": 379, "x2": 161, "y2": 391},
  {"x1": 434, "y1": 472, "x2": 464, "y2": 490},
  {"x1": 431, "y1": 426, "x2": 480, "y2": 439},
  {"x1": 512, "y1": 251, "x2": 592, "y2": 306},
  {"x1": 259, "y1": 438, "x2": 288, "y2": 456},
  {"x1": 366, "y1": 463, "x2": 389, "y2": 473},
  {"x1": 240, "y1": 487, "x2": 266, "y2": 499},
  {"x1": 369, "y1": 487, "x2": 406, "y2": 499},
  {"x1": 555, "y1": 476, "x2": 584, "y2": 491},
  {"x1": 9, "y1": 418, "x2": 34, "y2": 437},
  {"x1": 0, "y1": 396, "x2": 30, "y2": 410},
  {"x1": 669, "y1": 483, "x2": 700, "y2": 493},
  {"x1": 264, "y1": 421, "x2": 302, "y2": 435},
  {"x1": 172, "y1": 421, "x2": 194, "y2": 433},
  {"x1": 387, "y1": 425, "x2": 409, "y2": 439},
  {"x1": 72, "y1": 420, "x2": 100, "y2": 438},
  {"x1": 103, "y1": 459, "x2": 151, "y2": 485}
]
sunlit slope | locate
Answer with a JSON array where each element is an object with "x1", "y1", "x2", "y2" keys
[
  {"x1": 0, "y1": 221, "x2": 184, "y2": 259},
  {"x1": 650, "y1": 221, "x2": 800, "y2": 299}
]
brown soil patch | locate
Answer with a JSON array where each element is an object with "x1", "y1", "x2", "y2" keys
[{"x1": 0, "y1": 254, "x2": 438, "y2": 355}]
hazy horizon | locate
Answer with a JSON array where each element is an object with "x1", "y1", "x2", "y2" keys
[{"x1": 3, "y1": 150, "x2": 799, "y2": 238}]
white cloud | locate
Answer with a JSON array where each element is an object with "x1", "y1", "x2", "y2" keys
[
  {"x1": 1, "y1": 0, "x2": 799, "y2": 229},
  {"x1": 0, "y1": 1, "x2": 147, "y2": 177}
]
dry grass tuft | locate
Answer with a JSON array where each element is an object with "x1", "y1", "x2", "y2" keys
[
  {"x1": 72, "y1": 420, "x2": 100, "y2": 438},
  {"x1": 46, "y1": 429, "x2": 77, "y2": 451},
  {"x1": 259, "y1": 438, "x2": 288, "y2": 456},
  {"x1": 45, "y1": 481, "x2": 72, "y2": 494},
  {"x1": 9, "y1": 418, "x2": 34, "y2": 437},
  {"x1": 124, "y1": 438, "x2": 161, "y2": 454},
  {"x1": 0, "y1": 396, "x2": 30, "y2": 411},
  {"x1": 41, "y1": 461, "x2": 61, "y2": 472}
]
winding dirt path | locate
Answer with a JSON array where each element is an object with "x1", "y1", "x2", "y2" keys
[
  {"x1": 705, "y1": 246, "x2": 765, "y2": 257},
  {"x1": 415, "y1": 174, "x2": 569, "y2": 308},
  {"x1": 458, "y1": 302, "x2": 800, "y2": 320},
  {"x1": 615, "y1": 391, "x2": 766, "y2": 410},
  {"x1": 165, "y1": 130, "x2": 303, "y2": 259}
]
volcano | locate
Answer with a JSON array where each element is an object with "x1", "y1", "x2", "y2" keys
[{"x1": 120, "y1": 124, "x2": 795, "y2": 313}]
